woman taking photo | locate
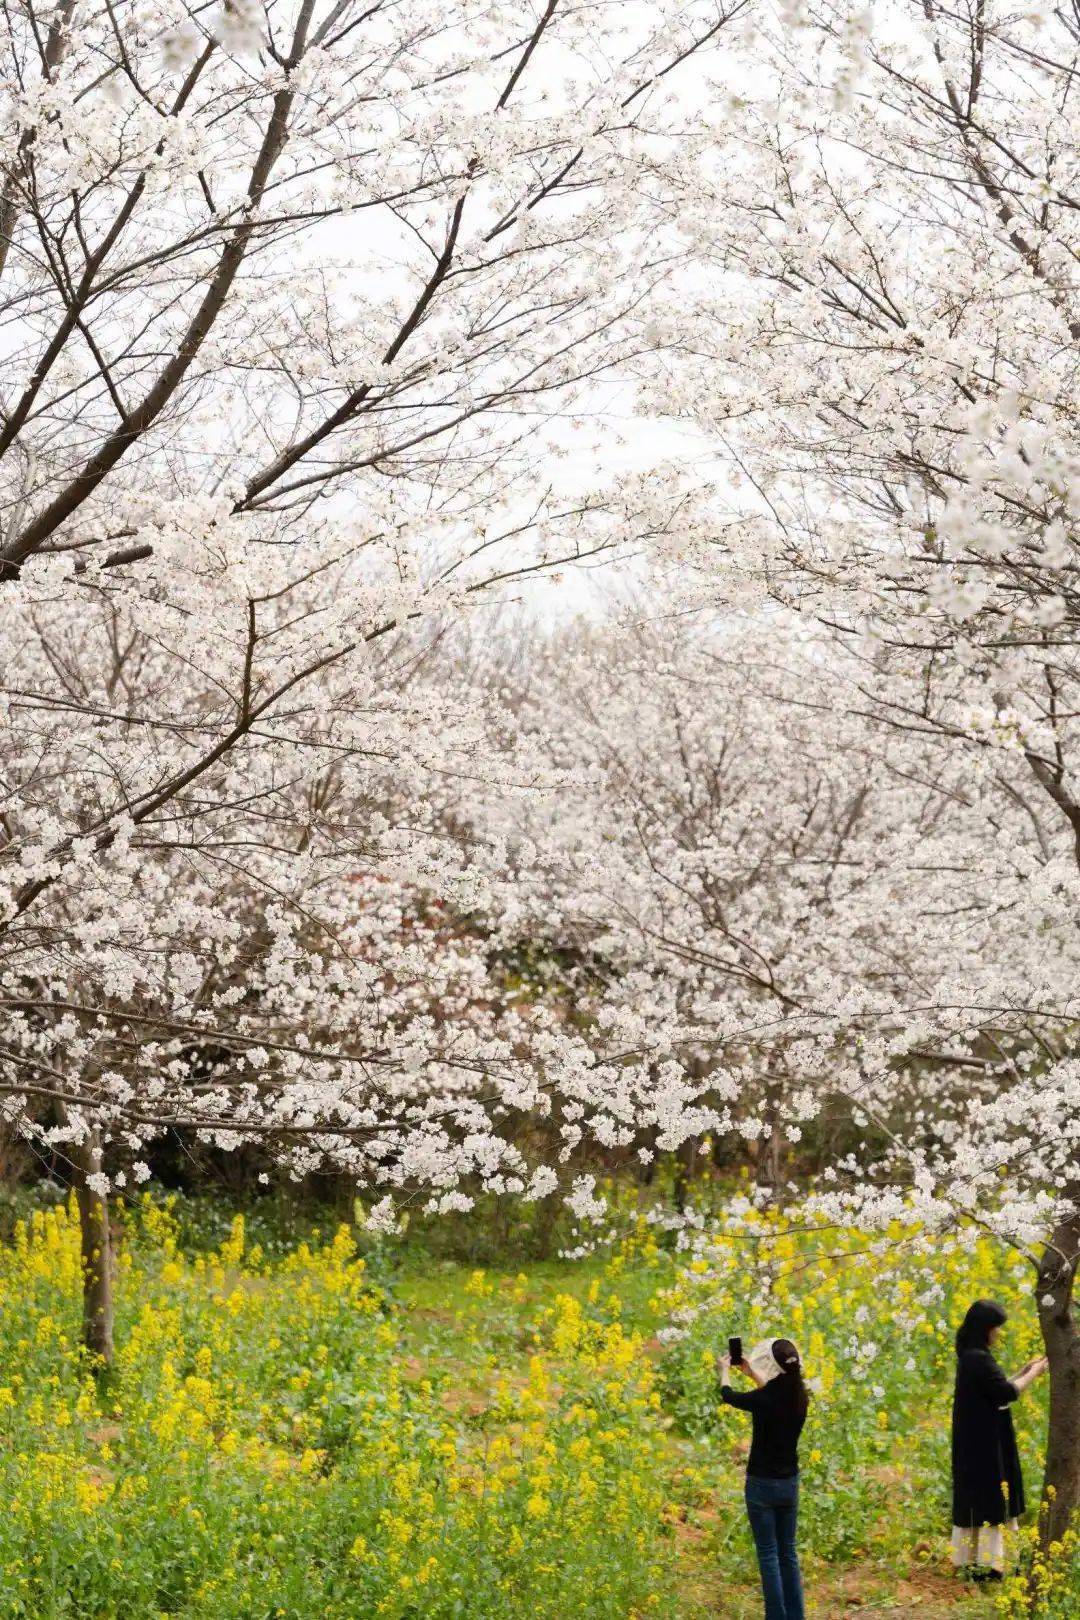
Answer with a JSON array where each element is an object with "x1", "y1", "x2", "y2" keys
[
  {"x1": 717, "y1": 1338, "x2": 808, "y2": 1620},
  {"x1": 951, "y1": 1299, "x2": 1047, "y2": 1581}
]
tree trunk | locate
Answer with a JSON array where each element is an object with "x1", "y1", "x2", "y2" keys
[
  {"x1": 640, "y1": 1121, "x2": 660, "y2": 1188},
  {"x1": 1036, "y1": 1204, "x2": 1080, "y2": 1555},
  {"x1": 673, "y1": 1135, "x2": 698, "y2": 1214},
  {"x1": 69, "y1": 1130, "x2": 114, "y2": 1365},
  {"x1": 755, "y1": 1088, "x2": 784, "y2": 1207}
]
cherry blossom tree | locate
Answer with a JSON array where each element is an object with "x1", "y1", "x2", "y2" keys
[
  {"x1": 652, "y1": 0, "x2": 1080, "y2": 1545},
  {"x1": 0, "y1": 0, "x2": 752, "y2": 1359},
  {"x1": 482, "y1": 621, "x2": 887, "y2": 1190},
  {"x1": 493, "y1": 605, "x2": 1080, "y2": 1544}
]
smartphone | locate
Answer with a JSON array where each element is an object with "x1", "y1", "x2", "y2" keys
[{"x1": 728, "y1": 1335, "x2": 743, "y2": 1366}]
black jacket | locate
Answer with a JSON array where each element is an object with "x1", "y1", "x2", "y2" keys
[
  {"x1": 951, "y1": 1348, "x2": 1025, "y2": 1527},
  {"x1": 721, "y1": 1379, "x2": 805, "y2": 1479}
]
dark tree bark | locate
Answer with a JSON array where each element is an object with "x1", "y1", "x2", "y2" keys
[
  {"x1": 68, "y1": 1128, "x2": 115, "y2": 1365},
  {"x1": 673, "y1": 1135, "x2": 698, "y2": 1215},
  {"x1": 753, "y1": 1075, "x2": 787, "y2": 1208},
  {"x1": 1037, "y1": 1200, "x2": 1080, "y2": 1556},
  {"x1": 755, "y1": 1096, "x2": 783, "y2": 1206}
]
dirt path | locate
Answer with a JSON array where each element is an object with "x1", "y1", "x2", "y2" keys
[
  {"x1": 680, "y1": 1565, "x2": 997, "y2": 1619},
  {"x1": 811, "y1": 1569, "x2": 995, "y2": 1617}
]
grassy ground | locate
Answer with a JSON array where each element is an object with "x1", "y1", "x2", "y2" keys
[{"x1": 0, "y1": 1187, "x2": 1071, "y2": 1617}]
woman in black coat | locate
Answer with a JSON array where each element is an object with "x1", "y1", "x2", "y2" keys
[{"x1": 951, "y1": 1300, "x2": 1047, "y2": 1581}]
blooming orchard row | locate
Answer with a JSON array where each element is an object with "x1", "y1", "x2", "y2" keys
[
  {"x1": 0, "y1": 0, "x2": 748, "y2": 1357},
  {"x1": 2, "y1": 0, "x2": 1079, "y2": 1549}
]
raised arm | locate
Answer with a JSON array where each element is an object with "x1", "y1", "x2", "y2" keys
[
  {"x1": 1010, "y1": 1356, "x2": 1049, "y2": 1395},
  {"x1": 716, "y1": 1353, "x2": 767, "y2": 1410}
]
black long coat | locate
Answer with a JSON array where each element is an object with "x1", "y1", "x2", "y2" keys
[{"x1": 951, "y1": 1347, "x2": 1025, "y2": 1527}]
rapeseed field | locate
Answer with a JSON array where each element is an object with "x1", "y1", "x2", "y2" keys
[{"x1": 0, "y1": 1192, "x2": 1073, "y2": 1618}]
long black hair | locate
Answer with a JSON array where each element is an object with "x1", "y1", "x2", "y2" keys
[
  {"x1": 956, "y1": 1300, "x2": 1007, "y2": 1356},
  {"x1": 772, "y1": 1338, "x2": 810, "y2": 1420}
]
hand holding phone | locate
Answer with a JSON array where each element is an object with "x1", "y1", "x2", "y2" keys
[{"x1": 728, "y1": 1335, "x2": 743, "y2": 1367}]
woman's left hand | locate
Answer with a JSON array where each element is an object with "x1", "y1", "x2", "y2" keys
[{"x1": 716, "y1": 1353, "x2": 731, "y2": 1378}]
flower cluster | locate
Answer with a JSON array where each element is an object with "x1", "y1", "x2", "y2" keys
[{"x1": 0, "y1": 1195, "x2": 672, "y2": 1618}]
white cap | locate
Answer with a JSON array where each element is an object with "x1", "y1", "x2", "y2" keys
[{"x1": 746, "y1": 1338, "x2": 788, "y2": 1385}]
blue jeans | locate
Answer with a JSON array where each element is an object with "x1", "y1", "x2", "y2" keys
[{"x1": 744, "y1": 1474, "x2": 805, "y2": 1620}]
